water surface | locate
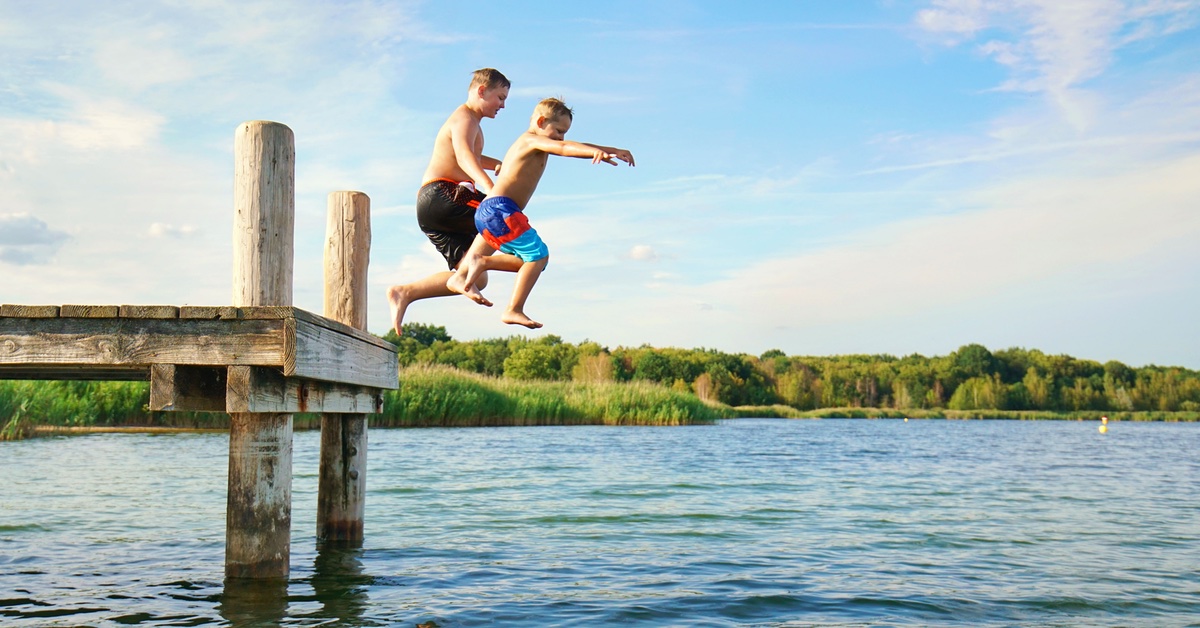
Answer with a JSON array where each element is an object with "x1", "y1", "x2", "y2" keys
[{"x1": 2, "y1": 419, "x2": 1198, "y2": 626}]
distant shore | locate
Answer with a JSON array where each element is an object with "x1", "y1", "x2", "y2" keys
[{"x1": 5, "y1": 364, "x2": 1199, "y2": 441}]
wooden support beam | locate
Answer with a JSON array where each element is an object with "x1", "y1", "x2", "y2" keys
[
  {"x1": 225, "y1": 412, "x2": 292, "y2": 579},
  {"x1": 318, "y1": 413, "x2": 366, "y2": 544},
  {"x1": 227, "y1": 119, "x2": 295, "y2": 580},
  {"x1": 318, "y1": 190, "x2": 372, "y2": 545},
  {"x1": 233, "y1": 120, "x2": 294, "y2": 308},
  {"x1": 226, "y1": 365, "x2": 383, "y2": 414},
  {"x1": 150, "y1": 364, "x2": 227, "y2": 412}
]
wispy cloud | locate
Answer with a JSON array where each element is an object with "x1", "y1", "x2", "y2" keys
[
  {"x1": 916, "y1": 0, "x2": 1200, "y2": 123},
  {"x1": 0, "y1": 213, "x2": 70, "y2": 265}
]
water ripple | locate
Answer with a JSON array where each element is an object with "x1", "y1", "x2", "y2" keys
[{"x1": 2, "y1": 420, "x2": 1199, "y2": 626}]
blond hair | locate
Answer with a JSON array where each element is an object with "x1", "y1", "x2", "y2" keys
[
  {"x1": 534, "y1": 97, "x2": 573, "y2": 122},
  {"x1": 470, "y1": 68, "x2": 510, "y2": 91}
]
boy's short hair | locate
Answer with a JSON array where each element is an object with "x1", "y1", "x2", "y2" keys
[
  {"x1": 470, "y1": 68, "x2": 510, "y2": 91},
  {"x1": 534, "y1": 97, "x2": 573, "y2": 122}
]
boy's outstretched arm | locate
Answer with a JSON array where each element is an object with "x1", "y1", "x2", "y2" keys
[
  {"x1": 581, "y1": 143, "x2": 635, "y2": 167},
  {"x1": 529, "y1": 136, "x2": 634, "y2": 166}
]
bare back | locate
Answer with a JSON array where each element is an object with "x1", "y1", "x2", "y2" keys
[
  {"x1": 489, "y1": 133, "x2": 550, "y2": 209},
  {"x1": 421, "y1": 104, "x2": 484, "y2": 183}
]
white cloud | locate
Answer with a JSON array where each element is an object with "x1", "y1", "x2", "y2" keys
[
  {"x1": 94, "y1": 40, "x2": 196, "y2": 91},
  {"x1": 697, "y1": 152, "x2": 1200, "y2": 329},
  {"x1": 148, "y1": 223, "x2": 199, "y2": 239},
  {"x1": 915, "y1": 0, "x2": 1200, "y2": 126},
  {"x1": 629, "y1": 245, "x2": 658, "y2": 261},
  {"x1": 0, "y1": 213, "x2": 70, "y2": 265}
]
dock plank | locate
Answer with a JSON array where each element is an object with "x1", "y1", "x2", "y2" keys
[
  {"x1": 1, "y1": 304, "x2": 60, "y2": 318},
  {"x1": 61, "y1": 305, "x2": 121, "y2": 318}
]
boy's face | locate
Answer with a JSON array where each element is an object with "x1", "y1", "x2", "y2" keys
[
  {"x1": 536, "y1": 115, "x2": 571, "y2": 141},
  {"x1": 479, "y1": 86, "x2": 508, "y2": 118}
]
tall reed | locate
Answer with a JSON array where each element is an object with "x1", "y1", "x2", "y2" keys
[{"x1": 375, "y1": 364, "x2": 724, "y2": 427}]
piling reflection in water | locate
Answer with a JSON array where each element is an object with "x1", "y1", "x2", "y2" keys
[
  {"x1": 310, "y1": 542, "x2": 373, "y2": 625},
  {"x1": 217, "y1": 577, "x2": 288, "y2": 626}
]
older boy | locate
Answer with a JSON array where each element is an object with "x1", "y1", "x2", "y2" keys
[
  {"x1": 447, "y1": 98, "x2": 634, "y2": 329},
  {"x1": 386, "y1": 68, "x2": 524, "y2": 334}
]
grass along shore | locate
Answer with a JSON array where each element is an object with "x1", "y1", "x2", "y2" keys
[
  {"x1": 729, "y1": 404, "x2": 1199, "y2": 422},
  {"x1": 1, "y1": 365, "x2": 725, "y2": 440},
  {"x1": 4, "y1": 366, "x2": 1198, "y2": 440}
]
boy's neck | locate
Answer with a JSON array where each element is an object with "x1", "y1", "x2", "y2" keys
[{"x1": 463, "y1": 101, "x2": 486, "y2": 120}]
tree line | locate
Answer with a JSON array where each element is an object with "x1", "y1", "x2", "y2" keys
[{"x1": 386, "y1": 324, "x2": 1200, "y2": 413}]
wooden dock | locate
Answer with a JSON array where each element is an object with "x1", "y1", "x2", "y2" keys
[
  {"x1": 0, "y1": 121, "x2": 393, "y2": 579},
  {"x1": 0, "y1": 304, "x2": 397, "y2": 414}
]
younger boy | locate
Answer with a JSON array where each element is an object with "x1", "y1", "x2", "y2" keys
[
  {"x1": 447, "y1": 98, "x2": 634, "y2": 329},
  {"x1": 386, "y1": 68, "x2": 525, "y2": 334}
]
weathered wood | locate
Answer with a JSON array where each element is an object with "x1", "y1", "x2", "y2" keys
[
  {"x1": 227, "y1": 120, "x2": 295, "y2": 580},
  {"x1": 0, "y1": 308, "x2": 396, "y2": 389},
  {"x1": 233, "y1": 121, "x2": 294, "y2": 308},
  {"x1": 179, "y1": 306, "x2": 242, "y2": 320},
  {"x1": 226, "y1": 412, "x2": 292, "y2": 579},
  {"x1": 226, "y1": 365, "x2": 383, "y2": 414},
  {"x1": 0, "y1": 366, "x2": 148, "y2": 381},
  {"x1": 1, "y1": 304, "x2": 59, "y2": 318},
  {"x1": 287, "y1": 315, "x2": 398, "y2": 389},
  {"x1": 150, "y1": 364, "x2": 227, "y2": 412},
  {"x1": 119, "y1": 305, "x2": 180, "y2": 319},
  {"x1": 319, "y1": 191, "x2": 372, "y2": 544},
  {"x1": 61, "y1": 305, "x2": 120, "y2": 318},
  {"x1": 317, "y1": 414, "x2": 367, "y2": 544},
  {"x1": 0, "y1": 317, "x2": 284, "y2": 367},
  {"x1": 292, "y1": 307, "x2": 396, "y2": 352},
  {"x1": 324, "y1": 191, "x2": 371, "y2": 331}
]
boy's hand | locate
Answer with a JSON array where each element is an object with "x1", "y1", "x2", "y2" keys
[
  {"x1": 608, "y1": 149, "x2": 635, "y2": 167},
  {"x1": 593, "y1": 148, "x2": 635, "y2": 167}
]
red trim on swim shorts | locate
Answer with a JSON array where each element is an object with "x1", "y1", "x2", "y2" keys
[{"x1": 422, "y1": 177, "x2": 461, "y2": 186}]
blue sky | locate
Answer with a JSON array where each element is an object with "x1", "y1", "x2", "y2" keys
[{"x1": 2, "y1": 0, "x2": 1199, "y2": 368}]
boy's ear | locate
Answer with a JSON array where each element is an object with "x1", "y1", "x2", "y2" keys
[{"x1": 536, "y1": 115, "x2": 547, "y2": 128}]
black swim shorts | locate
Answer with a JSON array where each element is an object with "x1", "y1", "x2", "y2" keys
[{"x1": 416, "y1": 179, "x2": 485, "y2": 269}]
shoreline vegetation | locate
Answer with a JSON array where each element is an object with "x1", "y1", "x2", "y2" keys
[{"x1": 4, "y1": 325, "x2": 1200, "y2": 440}]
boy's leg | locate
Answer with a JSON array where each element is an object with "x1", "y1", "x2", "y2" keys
[
  {"x1": 446, "y1": 234, "x2": 497, "y2": 306},
  {"x1": 501, "y1": 256, "x2": 548, "y2": 329},
  {"x1": 386, "y1": 271, "x2": 455, "y2": 335}
]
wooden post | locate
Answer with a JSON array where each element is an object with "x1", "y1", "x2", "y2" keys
[
  {"x1": 318, "y1": 191, "x2": 371, "y2": 544},
  {"x1": 227, "y1": 120, "x2": 295, "y2": 579}
]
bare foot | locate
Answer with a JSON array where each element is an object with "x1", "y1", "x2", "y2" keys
[
  {"x1": 386, "y1": 285, "x2": 410, "y2": 335},
  {"x1": 446, "y1": 273, "x2": 493, "y2": 307},
  {"x1": 501, "y1": 309, "x2": 543, "y2": 329}
]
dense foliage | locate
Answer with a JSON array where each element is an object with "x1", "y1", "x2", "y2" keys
[
  {"x1": 385, "y1": 325, "x2": 1200, "y2": 413},
  {"x1": 4, "y1": 325, "x2": 1199, "y2": 438}
]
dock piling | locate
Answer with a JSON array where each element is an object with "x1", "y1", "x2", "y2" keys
[
  {"x1": 317, "y1": 190, "x2": 372, "y2": 544},
  {"x1": 227, "y1": 120, "x2": 296, "y2": 579}
]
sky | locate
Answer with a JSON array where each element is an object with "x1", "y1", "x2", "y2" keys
[{"x1": 2, "y1": 1, "x2": 1199, "y2": 368}]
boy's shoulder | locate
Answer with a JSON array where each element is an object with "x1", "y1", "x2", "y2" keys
[{"x1": 448, "y1": 104, "x2": 481, "y2": 127}]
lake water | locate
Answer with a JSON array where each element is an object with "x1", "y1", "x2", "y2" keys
[{"x1": 2, "y1": 419, "x2": 1198, "y2": 627}]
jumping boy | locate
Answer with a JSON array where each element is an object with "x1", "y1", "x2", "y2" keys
[
  {"x1": 386, "y1": 68, "x2": 525, "y2": 334},
  {"x1": 446, "y1": 97, "x2": 634, "y2": 329}
]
